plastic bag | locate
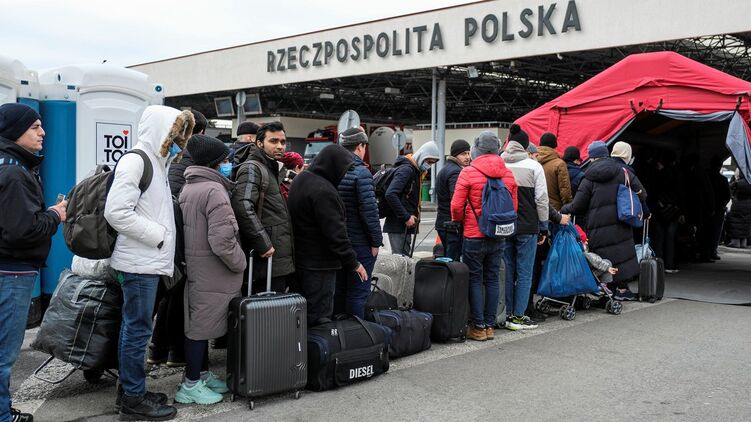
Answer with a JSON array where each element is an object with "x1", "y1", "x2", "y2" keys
[
  {"x1": 72, "y1": 255, "x2": 117, "y2": 281},
  {"x1": 538, "y1": 224, "x2": 600, "y2": 297},
  {"x1": 635, "y1": 242, "x2": 655, "y2": 263}
]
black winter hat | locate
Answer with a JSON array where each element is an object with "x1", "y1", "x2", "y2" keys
[
  {"x1": 508, "y1": 124, "x2": 529, "y2": 149},
  {"x1": 237, "y1": 121, "x2": 259, "y2": 136},
  {"x1": 0, "y1": 103, "x2": 41, "y2": 141},
  {"x1": 186, "y1": 134, "x2": 229, "y2": 168},
  {"x1": 563, "y1": 146, "x2": 581, "y2": 162},
  {"x1": 450, "y1": 139, "x2": 471, "y2": 157},
  {"x1": 540, "y1": 132, "x2": 558, "y2": 148},
  {"x1": 339, "y1": 126, "x2": 368, "y2": 146}
]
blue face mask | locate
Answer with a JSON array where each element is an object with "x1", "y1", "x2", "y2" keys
[
  {"x1": 168, "y1": 143, "x2": 182, "y2": 158},
  {"x1": 420, "y1": 162, "x2": 431, "y2": 172},
  {"x1": 219, "y1": 162, "x2": 232, "y2": 178}
]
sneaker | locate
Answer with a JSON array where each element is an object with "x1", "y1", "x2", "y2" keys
[
  {"x1": 119, "y1": 394, "x2": 177, "y2": 421},
  {"x1": 526, "y1": 309, "x2": 547, "y2": 322},
  {"x1": 665, "y1": 268, "x2": 680, "y2": 274},
  {"x1": 115, "y1": 385, "x2": 168, "y2": 412},
  {"x1": 466, "y1": 325, "x2": 487, "y2": 341},
  {"x1": 614, "y1": 289, "x2": 637, "y2": 301},
  {"x1": 505, "y1": 316, "x2": 522, "y2": 331},
  {"x1": 166, "y1": 350, "x2": 186, "y2": 368},
  {"x1": 485, "y1": 326, "x2": 495, "y2": 340},
  {"x1": 174, "y1": 379, "x2": 224, "y2": 405},
  {"x1": 203, "y1": 371, "x2": 229, "y2": 394},
  {"x1": 507, "y1": 315, "x2": 538, "y2": 330},
  {"x1": 147, "y1": 348, "x2": 168, "y2": 365},
  {"x1": 11, "y1": 408, "x2": 33, "y2": 422}
]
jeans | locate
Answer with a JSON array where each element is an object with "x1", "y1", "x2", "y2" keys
[
  {"x1": 653, "y1": 220, "x2": 679, "y2": 269},
  {"x1": 462, "y1": 237, "x2": 504, "y2": 328},
  {"x1": 388, "y1": 232, "x2": 413, "y2": 256},
  {"x1": 437, "y1": 228, "x2": 463, "y2": 262},
  {"x1": 503, "y1": 234, "x2": 539, "y2": 317},
  {"x1": 119, "y1": 272, "x2": 160, "y2": 397},
  {"x1": 0, "y1": 271, "x2": 36, "y2": 421},
  {"x1": 296, "y1": 270, "x2": 337, "y2": 325},
  {"x1": 334, "y1": 246, "x2": 377, "y2": 319}
]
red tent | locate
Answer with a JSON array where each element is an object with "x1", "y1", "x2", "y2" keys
[{"x1": 515, "y1": 51, "x2": 751, "y2": 176}]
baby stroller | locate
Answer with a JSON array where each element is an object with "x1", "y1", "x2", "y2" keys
[{"x1": 534, "y1": 224, "x2": 623, "y2": 321}]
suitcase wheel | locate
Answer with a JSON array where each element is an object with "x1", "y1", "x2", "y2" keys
[
  {"x1": 230, "y1": 394, "x2": 236, "y2": 402},
  {"x1": 83, "y1": 369, "x2": 103, "y2": 383},
  {"x1": 648, "y1": 297, "x2": 656, "y2": 303},
  {"x1": 295, "y1": 391, "x2": 301, "y2": 400},
  {"x1": 249, "y1": 400, "x2": 255, "y2": 410},
  {"x1": 559, "y1": 305, "x2": 576, "y2": 321}
]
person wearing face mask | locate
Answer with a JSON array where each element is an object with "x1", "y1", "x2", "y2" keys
[
  {"x1": 175, "y1": 135, "x2": 245, "y2": 406},
  {"x1": 382, "y1": 141, "x2": 441, "y2": 256},
  {"x1": 231, "y1": 122, "x2": 295, "y2": 294},
  {"x1": 104, "y1": 105, "x2": 195, "y2": 421}
]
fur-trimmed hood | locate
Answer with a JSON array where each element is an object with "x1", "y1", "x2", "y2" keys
[{"x1": 137, "y1": 105, "x2": 195, "y2": 164}]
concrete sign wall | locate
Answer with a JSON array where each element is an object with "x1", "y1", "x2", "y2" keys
[{"x1": 131, "y1": 0, "x2": 751, "y2": 97}]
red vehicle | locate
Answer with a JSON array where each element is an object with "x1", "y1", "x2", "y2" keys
[{"x1": 303, "y1": 124, "x2": 371, "y2": 166}]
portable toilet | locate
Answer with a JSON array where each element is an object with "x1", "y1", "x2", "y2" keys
[
  {"x1": 38, "y1": 64, "x2": 163, "y2": 300},
  {"x1": 0, "y1": 55, "x2": 45, "y2": 327}
]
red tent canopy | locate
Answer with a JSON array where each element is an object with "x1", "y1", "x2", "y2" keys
[{"x1": 515, "y1": 51, "x2": 751, "y2": 159}]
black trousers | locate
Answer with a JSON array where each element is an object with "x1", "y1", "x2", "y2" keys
[
  {"x1": 151, "y1": 280, "x2": 185, "y2": 356},
  {"x1": 294, "y1": 269, "x2": 337, "y2": 325}
]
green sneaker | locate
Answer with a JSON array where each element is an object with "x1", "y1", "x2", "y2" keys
[
  {"x1": 175, "y1": 379, "x2": 223, "y2": 405},
  {"x1": 204, "y1": 371, "x2": 229, "y2": 394}
]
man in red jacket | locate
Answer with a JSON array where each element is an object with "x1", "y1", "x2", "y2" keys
[{"x1": 451, "y1": 131, "x2": 518, "y2": 341}]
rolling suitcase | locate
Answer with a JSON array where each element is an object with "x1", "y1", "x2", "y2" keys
[
  {"x1": 227, "y1": 253, "x2": 307, "y2": 410},
  {"x1": 306, "y1": 316, "x2": 391, "y2": 391},
  {"x1": 413, "y1": 260, "x2": 470, "y2": 342},
  {"x1": 373, "y1": 254, "x2": 416, "y2": 308},
  {"x1": 638, "y1": 220, "x2": 665, "y2": 303}
]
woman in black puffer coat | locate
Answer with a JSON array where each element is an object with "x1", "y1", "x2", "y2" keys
[
  {"x1": 725, "y1": 173, "x2": 751, "y2": 248},
  {"x1": 561, "y1": 142, "x2": 648, "y2": 300}
]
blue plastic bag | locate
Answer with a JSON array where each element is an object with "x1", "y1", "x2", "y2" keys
[
  {"x1": 617, "y1": 168, "x2": 644, "y2": 228},
  {"x1": 538, "y1": 224, "x2": 600, "y2": 297}
]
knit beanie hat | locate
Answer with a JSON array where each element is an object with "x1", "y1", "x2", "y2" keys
[
  {"x1": 587, "y1": 141, "x2": 609, "y2": 159},
  {"x1": 610, "y1": 141, "x2": 633, "y2": 164},
  {"x1": 237, "y1": 121, "x2": 259, "y2": 136},
  {"x1": 540, "y1": 132, "x2": 558, "y2": 148},
  {"x1": 508, "y1": 124, "x2": 529, "y2": 149},
  {"x1": 474, "y1": 131, "x2": 501, "y2": 156},
  {"x1": 339, "y1": 126, "x2": 368, "y2": 147},
  {"x1": 186, "y1": 134, "x2": 229, "y2": 168},
  {"x1": 280, "y1": 151, "x2": 304, "y2": 169},
  {"x1": 0, "y1": 103, "x2": 41, "y2": 141},
  {"x1": 450, "y1": 139, "x2": 471, "y2": 157},
  {"x1": 563, "y1": 146, "x2": 582, "y2": 162}
]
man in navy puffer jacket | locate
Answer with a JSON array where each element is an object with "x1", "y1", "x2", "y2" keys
[{"x1": 335, "y1": 127, "x2": 383, "y2": 318}]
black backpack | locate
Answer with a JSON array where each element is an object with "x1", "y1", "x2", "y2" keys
[
  {"x1": 63, "y1": 150, "x2": 153, "y2": 259},
  {"x1": 373, "y1": 167, "x2": 397, "y2": 218}
]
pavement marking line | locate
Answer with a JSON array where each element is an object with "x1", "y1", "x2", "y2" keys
[{"x1": 12, "y1": 298, "x2": 673, "y2": 420}]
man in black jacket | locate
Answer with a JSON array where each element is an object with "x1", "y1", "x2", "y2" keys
[
  {"x1": 150, "y1": 109, "x2": 208, "y2": 366},
  {"x1": 288, "y1": 144, "x2": 367, "y2": 325},
  {"x1": 435, "y1": 139, "x2": 470, "y2": 261},
  {"x1": 0, "y1": 103, "x2": 66, "y2": 422},
  {"x1": 231, "y1": 122, "x2": 296, "y2": 294},
  {"x1": 229, "y1": 121, "x2": 259, "y2": 158},
  {"x1": 335, "y1": 127, "x2": 383, "y2": 318}
]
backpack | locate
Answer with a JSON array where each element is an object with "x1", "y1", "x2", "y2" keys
[
  {"x1": 63, "y1": 150, "x2": 153, "y2": 259},
  {"x1": 162, "y1": 194, "x2": 186, "y2": 291},
  {"x1": 467, "y1": 176, "x2": 517, "y2": 238},
  {"x1": 372, "y1": 167, "x2": 396, "y2": 218}
]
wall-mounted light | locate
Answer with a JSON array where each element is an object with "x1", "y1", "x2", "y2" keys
[
  {"x1": 319, "y1": 93, "x2": 335, "y2": 100},
  {"x1": 385, "y1": 87, "x2": 401, "y2": 94},
  {"x1": 467, "y1": 66, "x2": 479, "y2": 79}
]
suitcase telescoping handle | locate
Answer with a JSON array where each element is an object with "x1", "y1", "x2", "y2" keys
[
  {"x1": 642, "y1": 218, "x2": 650, "y2": 248},
  {"x1": 246, "y1": 250, "x2": 275, "y2": 297}
]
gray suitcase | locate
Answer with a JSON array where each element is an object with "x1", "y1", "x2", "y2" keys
[
  {"x1": 227, "y1": 254, "x2": 307, "y2": 409},
  {"x1": 374, "y1": 253, "x2": 416, "y2": 308}
]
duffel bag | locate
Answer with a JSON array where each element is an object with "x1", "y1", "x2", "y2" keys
[
  {"x1": 369, "y1": 309, "x2": 432, "y2": 358},
  {"x1": 306, "y1": 316, "x2": 391, "y2": 391},
  {"x1": 364, "y1": 275, "x2": 398, "y2": 321},
  {"x1": 31, "y1": 270, "x2": 122, "y2": 371}
]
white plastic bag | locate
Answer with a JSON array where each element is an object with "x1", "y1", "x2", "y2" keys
[{"x1": 71, "y1": 255, "x2": 117, "y2": 281}]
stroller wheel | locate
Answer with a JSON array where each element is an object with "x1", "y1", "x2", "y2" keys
[
  {"x1": 559, "y1": 305, "x2": 576, "y2": 321},
  {"x1": 535, "y1": 299, "x2": 545, "y2": 312},
  {"x1": 582, "y1": 297, "x2": 592, "y2": 310},
  {"x1": 610, "y1": 301, "x2": 623, "y2": 315}
]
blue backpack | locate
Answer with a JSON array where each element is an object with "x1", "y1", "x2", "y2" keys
[{"x1": 468, "y1": 176, "x2": 517, "y2": 238}]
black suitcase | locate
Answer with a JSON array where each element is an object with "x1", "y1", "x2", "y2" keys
[
  {"x1": 413, "y1": 260, "x2": 470, "y2": 342},
  {"x1": 306, "y1": 316, "x2": 391, "y2": 391},
  {"x1": 369, "y1": 309, "x2": 432, "y2": 358},
  {"x1": 637, "y1": 221, "x2": 665, "y2": 303},
  {"x1": 227, "y1": 254, "x2": 307, "y2": 409}
]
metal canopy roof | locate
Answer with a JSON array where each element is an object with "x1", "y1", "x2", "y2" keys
[{"x1": 165, "y1": 33, "x2": 751, "y2": 126}]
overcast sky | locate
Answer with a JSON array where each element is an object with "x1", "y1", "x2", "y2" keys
[{"x1": 2, "y1": 0, "x2": 470, "y2": 71}]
